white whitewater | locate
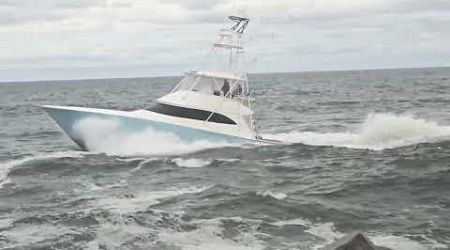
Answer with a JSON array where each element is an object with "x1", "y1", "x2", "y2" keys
[
  {"x1": 72, "y1": 117, "x2": 235, "y2": 156},
  {"x1": 69, "y1": 113, "x2": 450, "y2": 156},
  {"x1": 265, "y1": 113, "x2": 450, "y2": 150},
  {"x1": 171, "y1": 158, "x2": 213, "y2": 168}
]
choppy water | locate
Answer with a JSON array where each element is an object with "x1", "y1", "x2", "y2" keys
[{"x1": 1, "y1": 68, "x2": 450, "y2": 249}]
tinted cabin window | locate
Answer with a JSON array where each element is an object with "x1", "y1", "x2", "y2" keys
[{"x1": 148, "y1": 103, "x2": 236, "y2": 125}]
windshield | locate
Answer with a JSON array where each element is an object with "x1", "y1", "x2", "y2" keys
[{"x1": 172, "y1": 73, "x2": 248, "y2": 98}]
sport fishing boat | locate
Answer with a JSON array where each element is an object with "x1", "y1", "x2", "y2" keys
[{"x1": 43, "y1": 16, "x2": 278, "y2": 150}]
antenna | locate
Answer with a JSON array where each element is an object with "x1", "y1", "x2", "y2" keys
[{"x1": 228, "y1": 16, "x2": 250, "y2": 34}]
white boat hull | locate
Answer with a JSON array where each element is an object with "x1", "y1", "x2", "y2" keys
[{"x1": 42, "y1": 105, "x2": 274, "y2": 150}]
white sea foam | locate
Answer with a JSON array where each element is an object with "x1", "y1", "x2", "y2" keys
[
  {"x1": 172, "y1": 158, "x2": 212, "y2": 168},
  {"x1": 256, "y1": 190, "x2": 287, "y2": 200},
  {"x1": 95, "y1": 186, "x2": 209, "y2": 214},
  {"x1": 72, "y1": 117, "x2": 233, "y2": 156},
  {"x1": 264, "y1": 113, "x2": 450, "y2": 150},
  {"x1": 217, "y1": 158, "x2": 240, "y2": 162},
  {"x1": 127, "y1": 158, "x2": 160, "y2": 173},
  {"x1": 158, "y1": 218, "x2": 264, "y2": 250},
  {"x1": 272, "y1": 218, "x2": 343, "y2": 249},
  {"x1": 116, "y1": 157, "x2": 147, "y2": 162},
  {"x1": 86, "y1": 222, "x2": 149, "y2": 250},
  {"x1": 0, "y1": 151, "x2": 85, "y2": 188},
  {"x1": 272, "y1": 218, "x2": 441, "y2": 250},
  {"x1": 370, "y1": 234, "x2": 432, "y2": 250},
  {"x1": 3, "y1": 224, "x2": 71, "y2": 247},
  {"x1": 81, "y1": 179, "x2": 128, "y2": 193}
]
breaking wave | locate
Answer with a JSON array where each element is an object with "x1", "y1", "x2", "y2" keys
[
  {"x1": 264, "y1": 113, "x2": 450, "y2": 150},
  {"x1": 172, "y1": 158, "x2": 212, "y2": 168},
  {"x1": 158, "y1": 218, "x2": 264, "y2": 250},
  {"x1": 271, "y1": 218, "x2": 343, "y2": 249},
  {"x1": 94, "y1": 186, "x2": 209, "y2": 214},
  {"x1": 72, "y1": 117, "x2": 234, "y2": 156},
  {"x1": 0, "y1": 151, "x2": 85, "y2": 188},
  {"x1": 256, "y1": 190, "x2": 287, "y2": 200}
]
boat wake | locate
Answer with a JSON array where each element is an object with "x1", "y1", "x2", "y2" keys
[
  {"x1": 264, "y1": 113, "x2": 450, "y2": 150},
  {"x1": 72, "y1": 117, "x2": 235, "y2": 156},
  {"x1": 54, "y1": 113, "x2": 450, "y2": 156}
]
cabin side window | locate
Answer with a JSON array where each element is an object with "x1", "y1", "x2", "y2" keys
[{"x1": 148, "y1": 103, "x2": 236, "y2": 125}]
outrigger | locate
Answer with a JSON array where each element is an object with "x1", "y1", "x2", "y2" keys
[{"x1": 43, "y1": 16, "x2": 279, "y2": 150}]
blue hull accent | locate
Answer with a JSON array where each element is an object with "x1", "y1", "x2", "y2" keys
[{"x1": 43, "y1": 106, "x2": 256, "y2": 150}]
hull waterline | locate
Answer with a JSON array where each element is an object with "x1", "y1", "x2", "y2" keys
[{"x1": 42, "y1": 105, "x2": 269, "y2": 151}]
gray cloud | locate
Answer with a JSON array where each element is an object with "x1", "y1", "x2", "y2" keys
[
  {"x1": 0, "y1": 0, "x2": 449, "y2": 81},
  {"x1": 390, "y1": 0, "x2": 450, "y2": 13},
  {"x1": 0, "y1": 0, "x2": 105, "y2": 8},
  {"x1": 0, "y1": 0, "x2": 104, "y2": 25},
  {"x1": 0, "y1": 7, "x2": 73, "y2": 25},
  {"x1": 164, "y1": 0, "x2": 223, "y2": 11}
]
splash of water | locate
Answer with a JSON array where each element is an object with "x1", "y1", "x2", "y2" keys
[
  {"x1": 256, "y1": 190, "x2": 287, "y2": 200},
  {"x1": 158, "y1": 218, "x2": 264, "y2": 250},
  {"x1": 172, "y1": 158, "x2": 213, "y2": 168},
  {"x1": 72, "y1": 117, "x2": 233, "y2": 156},
  {"x1": 264, "y1": 113, "x2": 450, "y2": 150}
]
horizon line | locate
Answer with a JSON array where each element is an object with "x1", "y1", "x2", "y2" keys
[{"x1": 1, "y1": 65, "x2": 449, "y2": 84}]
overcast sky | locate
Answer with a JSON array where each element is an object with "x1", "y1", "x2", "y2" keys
[{"x1": 1, "y1": 0, "x2": 449, "y2": 81}]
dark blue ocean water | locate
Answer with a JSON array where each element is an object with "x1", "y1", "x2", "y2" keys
[{"x1": 1, "y1": 68, "x2": 450, "y2": 249}]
